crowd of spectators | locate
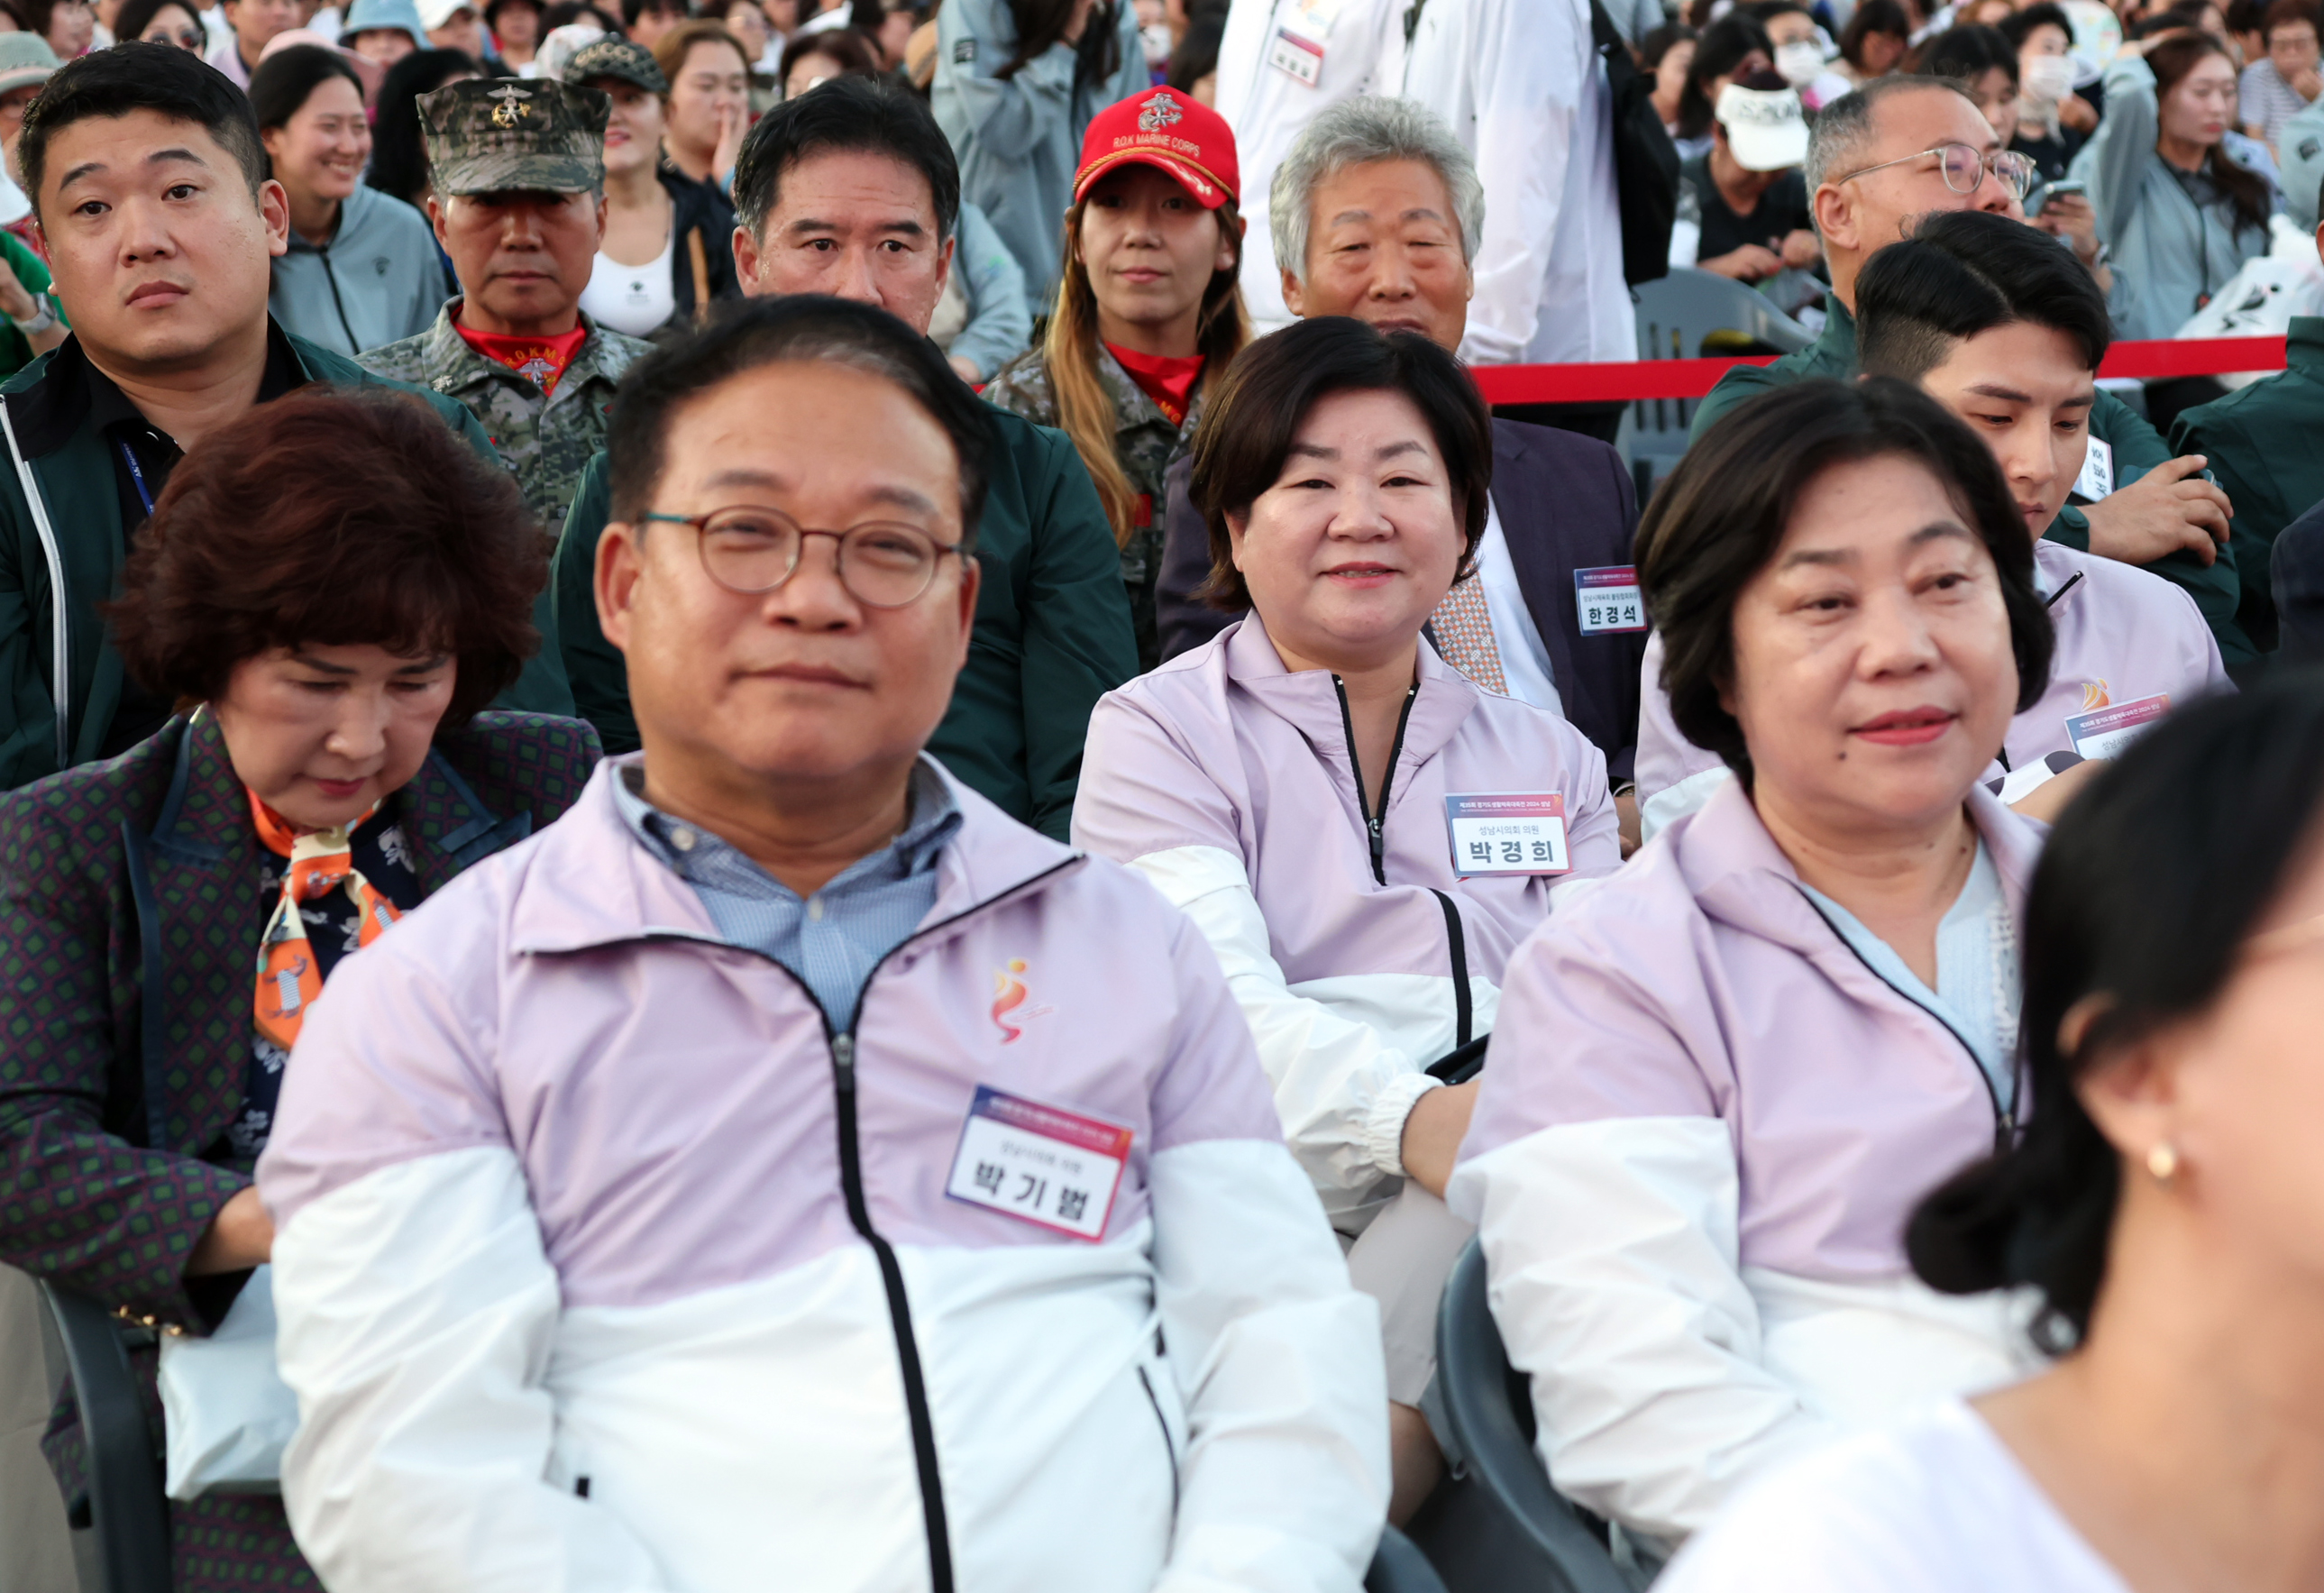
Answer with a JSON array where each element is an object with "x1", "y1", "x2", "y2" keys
[{"x1": 1, "y1": 0, "x2": 2323, "y2": 1590}]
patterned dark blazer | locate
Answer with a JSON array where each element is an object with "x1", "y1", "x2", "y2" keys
[
  {"x1": 0, "y1": 708, "x2": 599, "y2": 1589},
  {"x1": 0, "y1": 707, "x2": 600, "y2": 1322}
]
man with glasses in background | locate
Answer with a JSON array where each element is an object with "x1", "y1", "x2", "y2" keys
[{"x1": 1688, "y1": 73, "x2": 2255, "y2": 666}]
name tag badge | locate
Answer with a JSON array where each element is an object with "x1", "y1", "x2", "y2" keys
[
  {"x1": 2065, "y1": 691, "x2": 2168, "y2": 759},
  {"x1": 1267, "y1": 23, "x2": 1324, "y2": 82},
  {"x1": 945, "y1": 1085, "x2": 1131, "y2": 1241},
  {"x1": 1574, "y1": 565, "x2": 1648, "y2": 635},
  {"x1": 2072, "y1": 436, "x2": 2114, "y2": 501},
  {"x1": 1446, "y1": 792, "x2": 1571, "y2": 877}
]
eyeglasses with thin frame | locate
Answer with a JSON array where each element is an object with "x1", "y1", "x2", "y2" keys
[
  {"x1": 641, "y1": 505, "x2": 965, "y2": 609},
  {"x1": 1834, "y1": 142, "x2": 2037, "y2": 202}
]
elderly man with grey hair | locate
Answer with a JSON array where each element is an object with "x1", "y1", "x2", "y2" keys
[{"x1": 1159, "y1": 95, "x2": 1646, "y2": 812}]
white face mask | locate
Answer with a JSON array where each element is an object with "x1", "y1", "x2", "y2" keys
[
  {"x1": 2022, "y1": 53, "x2": 2076, "y2": 100},
  {"x1": 1775, "y1": 40, "x2": 1825, "y2": 86},
  {"x1": 1140, "y1": 21, "x2": 1173, "y2": 66}
]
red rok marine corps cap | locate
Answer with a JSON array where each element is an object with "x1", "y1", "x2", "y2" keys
[{"x1": 1072, "y1": 87, "x2": 1240, "y2": 210}]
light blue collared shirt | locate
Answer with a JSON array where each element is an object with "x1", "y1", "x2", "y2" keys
[{"x1": 612, "y1": 758, "x2": 962, "y2": 1031}]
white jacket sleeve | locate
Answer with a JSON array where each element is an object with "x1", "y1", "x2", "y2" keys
[
  {"x1": 1456, "y1": 0, "x2": 1583, "y2": 365},
  {"x1": 1150, "y1": 1139, "x2": 1391, "y2": 1590},
  {"x1": 1130, "y1": 844, "x2": 1444, "y2": 1208},
  {"x1": 1445, "y1": 1116, "x2": 1834, "y2": 1545},
  {"x1": 271, "y1": 1146, "x2": 671, "y2": 1593}
]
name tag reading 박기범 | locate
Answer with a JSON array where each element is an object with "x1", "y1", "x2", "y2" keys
[
  {"x1": 1447, "y1": 792, "x2": 1571, "y2": 877},
  {"x1": 1574, "y1": 565, "x2": 1648, "y2": 635},
  {"x1": 946, "y1": 1085, "x2": 1132, "y2": 1241}
]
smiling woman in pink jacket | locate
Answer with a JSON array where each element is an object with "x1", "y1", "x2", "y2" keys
[
  {"x1": 1448, "y1": 377, "x2": 2061, "y2": 1559},
  {"x1": 1071, "y1": 316, "x2": 1622, "y2": 1520}
]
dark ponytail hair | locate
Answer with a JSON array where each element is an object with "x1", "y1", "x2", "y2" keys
[
  {"x1": 1908, "y1": 673, "x2": 2324, "y2": 1351},
  {"x1": 2147, "y1": 31, "x2": 2276, "y2": 233}
]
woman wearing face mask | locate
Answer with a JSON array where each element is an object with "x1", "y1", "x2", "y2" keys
[
  {"x1": 253, "y1": 44, "x2": 449, "y2": 356},
  {"x1": 2002, "y1": 4, "x2": 2099, "y2": 180},
  {"x1": 2069, "y1": 29, "x2": 2278, "y2": 421},
  {"x1": 1074, "y1": 316, "x2": 1623, "y2": 1524},
  {"x1": 984, "y1": 83, "x2": 1249, "y2": 668},
  {"x1": 1756, "y1": 0, "x2": 1852, "y2": 111},
  {"x1": 565, "y1": 38, "x2": 738, "y2": 340},
  {"x1": 0, "y1": 389, "x2": 599, "y2": 1591},
  {"x1": 1657, "y1": 676, "x2": 2324, "y2": 1593},
  {"x1": 1449, "y1": 378, "x2": 2055, "y2": 1556},
  {"x1": 1673, "y1": 12, "x2": 1773, "y2": 158},
  {"x1": 933, "y1": 0, "x2": 1151, "y2": 312}
]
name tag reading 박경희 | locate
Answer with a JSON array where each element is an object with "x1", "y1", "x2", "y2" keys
[
  {"x1": 946, "y1": 1086, "x2": 1132, "y2": 1241},
  {"x1": 1447, "y1": 792, "x2": 1572, "y2": 878}
]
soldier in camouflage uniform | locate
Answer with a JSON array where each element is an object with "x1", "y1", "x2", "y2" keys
[
  {"x1": 982, "y1": 350, "x2": 1200, "y2": 673},
  {"x1": 358, "y1": 77, "x2": 654, "y2": 531}
]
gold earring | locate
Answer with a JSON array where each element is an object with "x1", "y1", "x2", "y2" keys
[{"x1": 2146, "y1": 1142, "x2": 2179, "y2": 1186}]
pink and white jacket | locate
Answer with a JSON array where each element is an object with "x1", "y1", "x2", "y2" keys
[
  {"x1": 257, "y1": 759, "x2": 1389, "y2": 1593},
  {"x1": 1073, "y1": 616, "x2": 1622, "y2": 1230},
  {"x1": 1635, "y1": 539, "x2": 2233, "y2": 829},
  {"x1": 1446, "y1": 778, "x2": 2048, "y2": 1549}
]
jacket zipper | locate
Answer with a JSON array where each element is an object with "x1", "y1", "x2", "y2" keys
[
  {"x1": 1136, "y1": 1362, "x2": 1181, "y2": 1522},
  {"x1": 1332, "y1": 675, "x2": 1419, "y2": 886},
  {"x1": 1790, "y1": 885, "x2": 2018, "y2": 1148}
]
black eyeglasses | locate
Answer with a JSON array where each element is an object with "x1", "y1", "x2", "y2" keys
[{"x1": 642, "y1": 505, "x2": 965, "y2": 608}]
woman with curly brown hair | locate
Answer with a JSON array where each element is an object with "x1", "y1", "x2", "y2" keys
[{"x1": 0, "y1": 386, "x2": 599, "y2": 1589}]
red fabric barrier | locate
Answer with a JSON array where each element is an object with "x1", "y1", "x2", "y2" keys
[{"x1": 1470, "y1": 335, "x2": 2290, "y2": 407}]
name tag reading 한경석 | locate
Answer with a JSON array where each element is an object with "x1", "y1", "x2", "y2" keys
[
  {"x1": 946, "y1": 1086, "x2": 1132, "y2": 1241},
  {"x1": 1447, "y1": 792, "x2": 1571, "y2": 877},
  {"x1": 1575, "y1": 565, "x2": 1647, "y2": 635},
  {"x1": 2065, "y1": 691, "x2": 2168, "y2": 759}
]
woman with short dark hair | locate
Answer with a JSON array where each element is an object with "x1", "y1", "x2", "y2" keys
[
  {"x1": 1675, "y1": 13, "x2": 1774, "y2": 155},
  {"x1": 1658, "y1": 675, "x2": 2324, "y2": 1590},
  {"x1": 1448, "y1": 378, "x2": 2055, "y2": 1552},
  {"x1": 0, "y1": 388, "x2": 599, "y2": 1586},
  {"x1": 1073, "y1": 316, "x2": 1622, "y2": 1523}
]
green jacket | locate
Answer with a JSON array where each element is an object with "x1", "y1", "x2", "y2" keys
[
  {"x1": 357, "y1": 302, "x2": 654, "y2": 533},
  {"x1": 1689, "y1": 294, "x2": 2252, "y2": 665},
  {"x1": 0, "y1": 326, "x2": 568, "y2": 792},
  {"x1": 2167, "y1": 316, "x2": 2324, "y2": 658},
  {"x1": 983, "y1": 344, "x2": 1203, "y2": 672},
  {"x1": 552, "y1": 402, "x2": 1139, "y2": 841}
]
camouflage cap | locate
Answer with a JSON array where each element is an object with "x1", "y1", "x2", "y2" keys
[{"x1": 417, "y1": 77, "x2": 610, "y2": 197}]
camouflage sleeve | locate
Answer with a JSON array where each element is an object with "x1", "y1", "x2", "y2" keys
[
  {"x1": 353, "y1": 334, "x2": 428, "y2": 386},
  {"x1": 0, "y1": 793, "x2": 245, "y2": 1324},
  {"x1": 981, "y1": 352, "x2": 1058, "y2": 427}
]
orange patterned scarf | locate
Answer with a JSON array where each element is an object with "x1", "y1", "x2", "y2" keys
[{"x1": 250, "y1": 792, "x2": 402, "y2": 1050}]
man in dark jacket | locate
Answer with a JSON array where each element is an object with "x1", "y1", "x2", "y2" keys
[
  {"x1": 0, "y1": 43, "x2": 563, "y2": 792},
  {"x1": 554, "y1": 76, "x2": 1137, "y2": 840},
  {"x1": 1153, "y1": 96, "x2": 1648, "y2": 835}
]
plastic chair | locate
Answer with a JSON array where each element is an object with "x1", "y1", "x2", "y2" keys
[
  {"x1": 1620, "y1": 267, "x2": 1816, "y2": 501},
  {"x1": 1404, "y1": 1239, "x2": 1629, "y2": 1593},
  {"x1": 1368, "y1": 1523, "x2": 1452, "y2": 1593},
  {"x1": 37, "y1": 1281, "x2": 172, "y2": 1593}
]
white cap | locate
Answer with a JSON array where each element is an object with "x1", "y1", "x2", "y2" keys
[
  {"x1": 416, "y1": 0, "x2": 479, "y2": 30},
  {"x1": 1715, "y1": 82, "x2": 1809, "y2": 171}
]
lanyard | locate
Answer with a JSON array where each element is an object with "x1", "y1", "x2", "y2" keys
[{"x1": 117, "y1": 438, "x2": 155, "y2": 518}]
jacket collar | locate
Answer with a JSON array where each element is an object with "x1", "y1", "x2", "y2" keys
[
  {"x1": 1676, "y1": 774, "x2": 2043, "y2": 957},
  {"x1": 415, "y1": 298, "x2": 630, "y2": 400},
  {"x1": 509, "y1": 754, "x2": 1081, "y2": 959},
  {"x1": 1097, "y1": 343, "x2": 1206, "y2": 443},
  {"x1": 281, "y1": 181, "x2": 375, "y2": 257},
  {"x1": 149, "y1": 708, "x2": 511, "y2": 894},
  {"x1": 1222, "y1": 609, "x2": 1483, "y2": 784}
]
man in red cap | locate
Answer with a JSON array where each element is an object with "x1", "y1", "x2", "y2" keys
[{"x1": 984, "y1": 83, "x2": 1249, "y2": 668}]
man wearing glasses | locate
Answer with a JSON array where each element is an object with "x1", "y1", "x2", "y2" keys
[
  {"x1": 257, "y1": 292, "x2": 1391, "y2": 1593},
  {"x1": 1690, "y1": 73, "x2": 2254, "y2": 667}
]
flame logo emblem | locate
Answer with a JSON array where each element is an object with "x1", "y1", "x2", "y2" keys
[
  {"x1": 2081, "y1": 680, "x2": 2111, "y2": 712},
  {"x1": 992, "y1": 959, "x2": 1029, "y2": 1043}
]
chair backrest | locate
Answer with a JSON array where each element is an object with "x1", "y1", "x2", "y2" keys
[
  {"x1": 1367, "y1": 1523, "x2": 1452, "y2": 1593},
  {"x1": 1623, "y1": 267, "x2": 1816, "y2": 490},
  {"x1": 37, "y1": 1282, "x2": 173, "y2": 1593},
  {"x1": 1422, "y1": 1237, "x2": 1630, "y2": 1593}
]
